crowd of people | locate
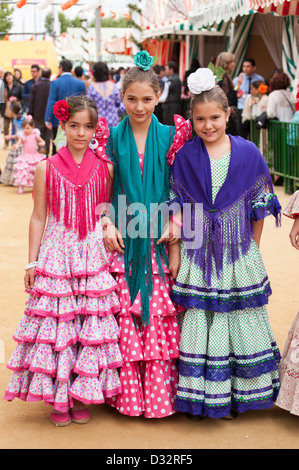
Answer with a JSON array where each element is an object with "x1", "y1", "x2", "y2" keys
[
  {"x1": 0, "y1": 53, "x2": 297, "y2": 193},
  {"x1": 1, "y1": 50, "x2": 299, "y2": 430}
]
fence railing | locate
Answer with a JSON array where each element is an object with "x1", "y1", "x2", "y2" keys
[{"x1": 250, "y1": 120, "x2": 299, "y2": 193}]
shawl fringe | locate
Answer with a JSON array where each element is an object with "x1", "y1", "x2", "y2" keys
[
  {"x1": 46, "y1": 159, "x2": 110, "y2": 240},
  {"x1": 170, "y1": 172, "x2": 281, "y2": 286}
]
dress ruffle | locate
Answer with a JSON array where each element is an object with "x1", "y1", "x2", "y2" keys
[
  {"x1": 13, "y1": 152, "x2": 44, "y2": 187},
  {"x1": 4, "y1": 217, "x2": 123, "y2": 411},
  {"x1": 175, "y1": 307, "x2": 280, "y2": 418},
  {"x1": 283, "y1": 190, "x2": 299, "y2": 219},
  {"x1": 106, "y1": 252, "x2": 181, "y2": 418},
  {"x1": 0, "y1": 146, "x2": 22, "y2": 185},
  {"x1": 276, "y1": 310, "x2": 299, "y2": 416}
]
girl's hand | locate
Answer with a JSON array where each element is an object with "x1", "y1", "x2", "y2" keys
[
  {"x1": 289, "y1": 217, "x2": 299, "y2": 250},
  {"x1": 24, "y1": 267, "x2": 36, "y2": 290},
  {"x1": 157, "y1": 219, "x2": 181, "y2": 246},
  {"x1": 103, "y1": 223, "x2": 124, "y2": 253}
]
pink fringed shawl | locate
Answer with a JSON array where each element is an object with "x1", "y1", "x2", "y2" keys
[{"x1": 46, "y1": 146, "x2": 111, "y2": 239}]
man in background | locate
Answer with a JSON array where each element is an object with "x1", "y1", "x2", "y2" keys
[
  {"x1": 233, "y1": 58, "x2": 264, "y2": 138},
  {"x1": 22, "y1": 64, "x2": 41, "y2": 113},
  {"x1": 162, "y1": 61, "x2": 182, "y2": 126},
  {"x1": 29, "y1": 67, "x2": 52, "y2": 157}
]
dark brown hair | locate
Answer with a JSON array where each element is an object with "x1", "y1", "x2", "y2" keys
[
  {"x1": 22, "y1": 117, "x2": 35, "y2": 128},
  {"x1": 93, "y1": 61, "x2": 109, "y2": 82},
  {"x1": 122, "y1": 66, "x2": 160, "y2": 96},
  {"x1": 270, "y1": 72, "x2": 291, "y2": 91},
  {"x1": 190, "y1": 85, "x2": 230, "y2": 114},
  {"x1": 67, "y1": 94, "x2": 98, "y2": 127}
]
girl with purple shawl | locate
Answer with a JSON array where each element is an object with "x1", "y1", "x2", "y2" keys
[{"x1": 168, "y1": 67, "x2": 282, "y2": 420}]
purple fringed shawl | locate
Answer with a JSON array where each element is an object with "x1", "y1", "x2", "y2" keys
[
  {"x1": 46, "y1": 146, "x2": 110, "y2": 240},
  {"x1": 171, "y1": 135, "x2": 281, "y2": 286}
]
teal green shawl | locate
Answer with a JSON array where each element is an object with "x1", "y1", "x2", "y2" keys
[{"x1": 107, "y1": 114, "x2": 175, "y2": 324}]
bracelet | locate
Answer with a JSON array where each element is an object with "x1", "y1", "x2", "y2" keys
[
  {"x1": 25, "y1": 261, "x2": 38, "y2": 271},
  {"x1": 171, "y1": 215, "x2": 183, "y2": 227}
]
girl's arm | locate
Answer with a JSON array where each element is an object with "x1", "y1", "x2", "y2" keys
[
  {"x1": 37, "y1": 136, "x2": 46, "y2": 147},
  {"x1": 24, "y1": 160, "x2": 47, "y2": 290},
  {"x1": 101, "y1": 162, "x2": 125, "y2": 253},
  {"x1": 289, "y1": 216, "x2": 299, "y2": 250},
  {"x1": 242, "y1": 95, "x2": 251, "y2": 123},
  {"x1": 168, "y1": 242, "x2": 181, "y2": 280},
  {"x1": 252, "y1": 219, "x2": 264, "y2": 248},
  {"x1": 12, "y1": 136, "x2": 23, "y2": 151}
]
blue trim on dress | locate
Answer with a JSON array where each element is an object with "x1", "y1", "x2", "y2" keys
[
  {"x1": 178, "y1": 354, "x2": 280, "y2": 381},
  {"x1": 174, "y1": 387, "x2": 280, "y2": 419},
  {"x1": 171, "y1": 282, "x2": 272, "y2": 313}
]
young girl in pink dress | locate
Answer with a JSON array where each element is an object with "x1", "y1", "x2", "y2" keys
[
  {"x1": 13, "y1": 116, "x2": 46, "y2": 194},
  {"x1": 102, "y1": 51, "x2": 190, "y2": 418},
  {"x1": 4, "y1": 95, "x2": 123, "y2": 426}
]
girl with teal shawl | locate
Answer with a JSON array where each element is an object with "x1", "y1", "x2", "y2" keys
[{"x1": 103, "y1": 52, "x2": 185, "y2": 418}]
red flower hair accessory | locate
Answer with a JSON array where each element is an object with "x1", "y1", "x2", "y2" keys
[
  {"x1": 258, "y1": 83, "x2": 268, "y2": 95},
  {"x1": 53, "y1": 99, "x2": 74, "y2": 122}
]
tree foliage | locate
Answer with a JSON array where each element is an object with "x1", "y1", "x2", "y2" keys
[
  {"x1": 45, "y1": 12, "x2": 85, "y2": 35},
  {"x1": 0, "y1": 2, "x2": 14, "y2": 38},
  {"x1": 90, "y1": 17, "x2": 131, "y2": 28}
]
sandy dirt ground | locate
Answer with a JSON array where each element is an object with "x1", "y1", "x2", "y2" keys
[{"x1": 0, "y1": 143, "x2": 298, "y2": 451}]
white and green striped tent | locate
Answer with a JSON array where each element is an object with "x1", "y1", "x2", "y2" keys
[{"x1": 187, "y1": 0, "x2": 298, "y2": 80}]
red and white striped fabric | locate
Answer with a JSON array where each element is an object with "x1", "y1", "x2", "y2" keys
[{"x1": 251, "y1": 0, "x2": 299, "y2": 16}]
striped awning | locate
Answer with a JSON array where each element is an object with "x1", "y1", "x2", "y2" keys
[
  {"x1": 141, "y1": 19, "x2": 230, "y2": 39},
  {"x1": 251, "y1": 0, "x2": 299, "y2": 15},
  {"x1": 188, "y1": 0, "x2": 251, "y2": 28}
]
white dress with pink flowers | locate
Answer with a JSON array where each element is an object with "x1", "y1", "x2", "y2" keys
[
  {"x1": 4, "y1": 146, "x2": 123, "y2": 412},
  {"x1": 13, "y1": 129, "x2": 44, "y2": 188}
]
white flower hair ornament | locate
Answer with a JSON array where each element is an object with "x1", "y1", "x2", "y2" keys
[{"x1": 187, "y1": 62, "x2": 225, "y2": 95}]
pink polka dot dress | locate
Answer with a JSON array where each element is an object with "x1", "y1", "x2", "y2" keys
[
  {"x1": 4, "y1": 144, "x2": 123, "y2": 412},
  {"x1": 106, "y1": 153, "x2": 181, "y2": 418}
]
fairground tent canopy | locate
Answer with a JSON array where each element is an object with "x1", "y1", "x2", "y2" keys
[
  {"x1": 141, "y1": 0, "x2": 298, "y2": 81},
  {"x1": 189, "y1": 0, "x2": 299, "y2": 80}
]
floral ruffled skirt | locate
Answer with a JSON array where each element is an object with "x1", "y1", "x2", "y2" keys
[{"x1": 4, "y1": 219, "x2": 123, "y2": 411}]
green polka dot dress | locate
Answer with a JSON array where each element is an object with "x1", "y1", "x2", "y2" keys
[{"x1": 173, "y1": 152, "x2": 280, "y2": 418}]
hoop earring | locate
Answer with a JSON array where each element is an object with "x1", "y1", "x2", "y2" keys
[{"x1": 89, "y1": 135, "x2": 99, "y2": 150}]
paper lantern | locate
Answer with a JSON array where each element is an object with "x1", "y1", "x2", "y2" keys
[
  {"x1": 123, "y1": 12, "x2": 131, "y2": 20},
  {"x1": 110, "y1": 10, "x2": 116, "y2": 18},
  {"x1": 16, "y1": 0, "x2": 27, "y2": 7},
  {"x1": 4, "y1": 35, "x2": 10, "y2": 41},
  {"x1": 100, "y1": 11, "x2": 105, "y2": 17},
  {"x1": 61, "y1": 0, "x2": 78, "y2": 11}
]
